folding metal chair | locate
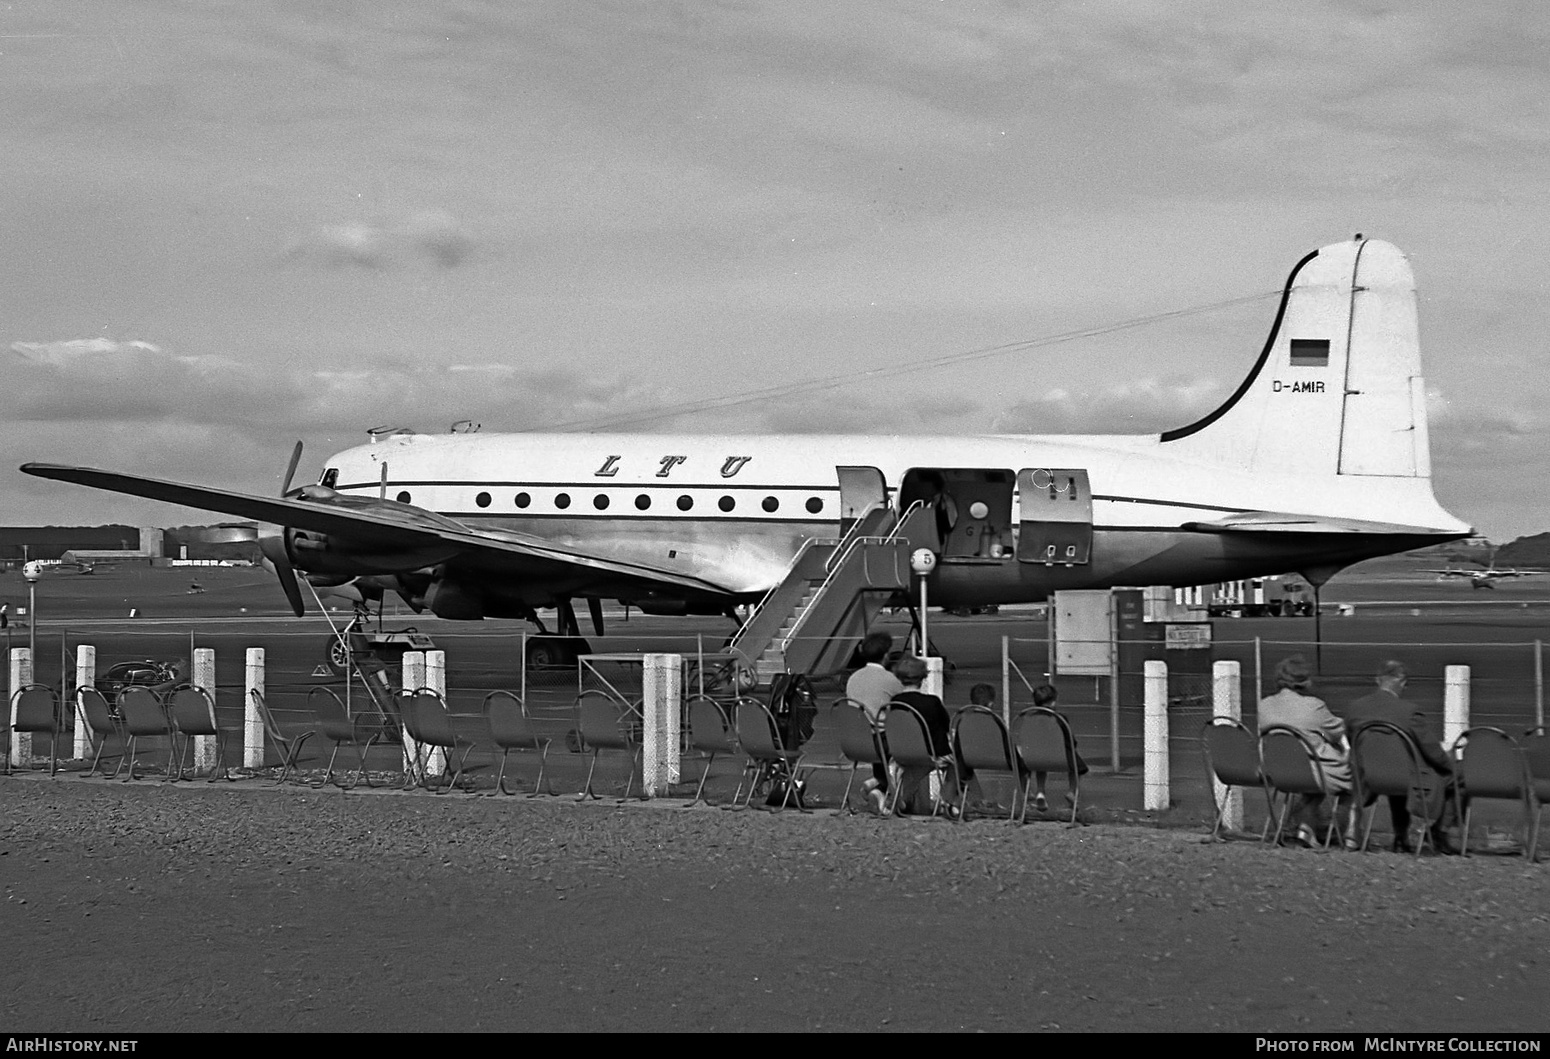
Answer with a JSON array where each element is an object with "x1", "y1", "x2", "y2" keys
[
  {"x1": 168, "y1": 685, "x2": 234, "y2": 782},
  {"x1": 306, "y1": 686, "x2": 380, "y2": 790},
  {"x1": 950, "y1": 706, "x2": 1021, "y2": 821},
  {"x1": 883, "y1": 701, "x2": 954, "y2": 819},
  {"x1": 1351, "y1": 721, "x2": 1437, "y2": 857},
  {"x1": 484, "y1": 690, "x2": 552, "y2": 797},
  {"x1": 8, "y1": 684, "x2": 61, "y2": 777},
  {"x1": 401, "y1": 689, "x2": 478, "y2": 793},
  {"x1": 833, "y1": 697, "x2": 887, "y2": 814},
  {"x1": 1259, "y1": 725, "x2": 1343, "y2": 849},
  {"x1": 1200, "y1": 717, "x2": 1271, "y2": 841},
  {"x1": 1012, "y1": 706, "x2": 1082, "y2": 825},
  {"x1": 575, "y1": 690, "x2": 643, "y2": 801},
  {"x1": 1454, "y1": 727, "x2": 1535, "y2": 858},
  {"x1": 684, "y1": 695, "x2": 738, "y2": 806},
  {"x1": 733, "y1": 696, "x2": 808, "y2": 810},
  {"x1": 78, "y1": 686, "x2": 125, "y2": 779},
  {"x1": 117, "y1": 686, "x2": 178, "y2": 781},
  {"x1": 248, "y1": 688, "x2": 315, "y2": 785}
]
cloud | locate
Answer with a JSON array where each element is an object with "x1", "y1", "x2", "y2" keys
[
  {"x1": 991, "y1": 377, "x2": 1227, "y2": 435},
  {"x1": 286, "y1": 209, "x2": 472, "y2": 269},
  {"x1": 11, "y1": 338, "x2": 162, "y2": 365}
]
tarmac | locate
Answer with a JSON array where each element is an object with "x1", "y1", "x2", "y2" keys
[{"x1": 3, "y1": 556, "x2": 1549, "y2": 1032}]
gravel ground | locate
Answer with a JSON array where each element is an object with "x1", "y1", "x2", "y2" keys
[{"x1": 1, "y1": 775, "x2": 1546, "y2": 1033}]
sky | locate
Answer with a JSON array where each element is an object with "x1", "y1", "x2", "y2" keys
[{"x1": 2, "y1": 1, "x2": 1548, "y2": 540}]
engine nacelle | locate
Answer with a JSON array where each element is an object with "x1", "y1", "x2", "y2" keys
[
  {"x1": 424, "y1": 578, "x2": 485, "y2": 620},
  {"x1": 284, "y1": 527, "x2": 459, "y2": 577}
]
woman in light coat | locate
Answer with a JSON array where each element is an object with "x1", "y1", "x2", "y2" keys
[{"x1": 1258, "y1": 654, "x2": 1351, "y2": 844}]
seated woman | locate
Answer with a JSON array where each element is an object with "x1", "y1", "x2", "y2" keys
[
  {"x1": 889, "y1": 655, "x2": 958, "y2": 815},
  {"x1": 1257, "y1": 654, "x2": 1352, "y2": 845}
]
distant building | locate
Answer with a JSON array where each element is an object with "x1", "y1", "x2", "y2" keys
[
  {"x1": 1, "y1": 524, "x2": 260, "y2": 568},
  {"x1": 0, "y1": 525, "x2": 139, "y2": 566}
]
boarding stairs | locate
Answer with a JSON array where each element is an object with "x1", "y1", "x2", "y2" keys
[{"x1": 729, "y1": 502, "x2": 936, "y2": 683}]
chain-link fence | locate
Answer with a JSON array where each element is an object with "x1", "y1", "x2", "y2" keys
[{"x1": 6, "y1": 618, "x2": 1546, "y2": 828}]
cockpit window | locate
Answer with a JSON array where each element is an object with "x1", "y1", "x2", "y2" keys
[{"x1": 320, "y1": 468, "x2": 339, "y2": 489}]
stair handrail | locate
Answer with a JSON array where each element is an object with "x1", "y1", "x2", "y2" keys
[
  {"x1": 886, "y1": 500, "x2": 930, "y2": 542},
  {"x1": 728, "y1": 535, "x2": 838, "y2": 655},
  {"x1": 777, "y1": 503, "x2": 928, "y2": 653},
  {"x1": 822, "y1": 500, "x2": 903, "y2": 574}
]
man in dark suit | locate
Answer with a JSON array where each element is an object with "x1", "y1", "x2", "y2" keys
[{"x1": 1342, "y1": 660, "x2": 1456, "y2": 853}]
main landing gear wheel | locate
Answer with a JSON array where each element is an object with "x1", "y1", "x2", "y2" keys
[
  {"x1": 324, "y1": 634, "x2": 352, "y2": 676},
  {"x1": 525, "y1": 636, "x2": 592, "y2": 670}
]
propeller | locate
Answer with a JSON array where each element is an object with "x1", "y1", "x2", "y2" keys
[
  {"x1": 258, "y1": 440, "x2": 307, "y2": 617},
  {"x1": 281, "y1": 439, "x2": 304, "y2": 497}
]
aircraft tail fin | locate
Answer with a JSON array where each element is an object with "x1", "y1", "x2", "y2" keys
[{"x1": 1160, "y1": 237, "x2": 1430, "y2": 480}]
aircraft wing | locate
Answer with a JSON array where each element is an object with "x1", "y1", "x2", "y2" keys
[
  {"x1": 19, "y1": 462, "x2": 734, "y2": 595},
  {"x1": 1183, "y1": 511, "x2": 1457, "y2": 535}
]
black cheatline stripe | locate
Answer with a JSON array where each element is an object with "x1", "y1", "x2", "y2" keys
[
  {"x1": 443, "y1": 512, "x2": 828, "y2": 526},
  {"x1": 335, "y1": 480, "x2": 840, "y2": 493},
  {"x1": 1090, "y1": 493, "x2": 1248, "y2": 514},
  {"x1": 1159, "y1": 247, "x2": 1321, "y2": 443}
]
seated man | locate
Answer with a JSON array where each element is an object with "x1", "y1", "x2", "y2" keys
[
  {"x1": 889, "y1": 654, "x2": 958, "y2": 815},
  {"x1": 1027, "y1": 683, "x2": 1089, "y2": 813},
  {"x1": 1342, "y1": 659, "x2": 1456, "y2": 853},
  {"x1": 845, "y1": 631, "x2": 902, "y2": 813}
]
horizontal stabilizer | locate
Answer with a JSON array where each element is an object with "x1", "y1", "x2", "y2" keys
[{"x1": 1184, "y1": 511, "x2": 1455, "y2": 536}]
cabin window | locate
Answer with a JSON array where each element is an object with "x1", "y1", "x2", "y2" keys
[
  {"x1": 555, "y1": 493, "x2": 571, "y2": 510},
  {"x1": 320, "y1": 468, "x2": 339, "y2": 489},
  {"x1": 806, "y1": 497, "x2": 823, "y2": 514},
  {"x1": 396, "y1": 491, "x2": 411, "y2": 504},
  {"x1": 593, "y1": 494, "x2": 610, "y2": 510},
  {"x1": 762, "y1": 496, "x2": 779, "y2": 513},
  {"x1": 677, "y1": 495, "x2": 693, "y2": 511},
  {"x1": 719, "y1": 496, "x2": 735, "y2": 512},
  {"x1": 636, "y1": 494, "x2": 651, "y2": 510},
  {"x1": 475, "y1": 492, "x2": 491, "y2": 508},
  {"x1": 514, "y1": 492, "x2": 531, "y2": 508}
]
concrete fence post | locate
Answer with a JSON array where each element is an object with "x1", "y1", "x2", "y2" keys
[
  {"x1": 423, "y1": 649, "x2": 447, "y2": 777},
  {"x1": 244, "y1": 648, "x2": 264, "y2": 769},
  {"x1": 1211, "y1": 659, "x2": 1243, "y2": 832},
  {"x1": 74, "y1": 645, "x2": 96, "y2": 761},
  {"x1": 642, "y1": 653, "x2": 682, "y2": 796},
  {"x1": 1143, "y1": 660, "x2": 1169, "y2": 811},
  {"x1": 923, "y1": 656, "x2": 944, "y2": 700},
  {"x1": 192, "y1": 647, "x2": 217, "y2": 774},
  {"x1": 401, "y1": 651, "x2": 426, "y2": 778},
  {"x1": 1444, "y1": 665, "x2": 1470, "y2": 751},
  {"x1": 9, "y1": 647, "x2": 33, "y2": 767}
]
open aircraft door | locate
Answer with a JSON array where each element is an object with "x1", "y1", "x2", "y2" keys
[
  {"x1": 1016, "y1": 468, "x2": 1093, "y2": 565},
  {"x1": 836, "y1": 466, "x2": 888, "y2": 535}
]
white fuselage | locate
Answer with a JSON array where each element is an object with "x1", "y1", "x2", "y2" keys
[{"x1": 319, "y1": 430, "x2": 1468, "y2": 605}]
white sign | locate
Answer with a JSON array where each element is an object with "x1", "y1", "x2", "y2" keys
[{"x1": 1165, "y1": 623, "x2": 1212, "y2": 650}]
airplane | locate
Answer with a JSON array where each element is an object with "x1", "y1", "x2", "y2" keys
[
  {"x1": 21, "y1": 236, "x2": 1473, "y2": 675},
  {"x1": 1428, "y1": 556, "x2": 1535, "y2": 589}
]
